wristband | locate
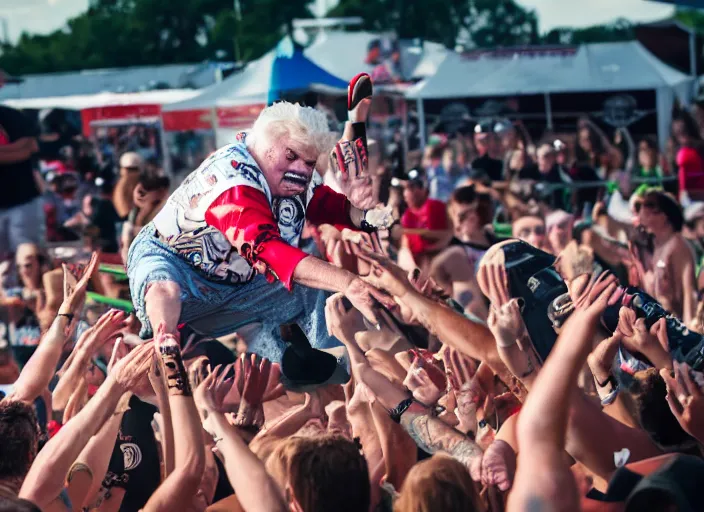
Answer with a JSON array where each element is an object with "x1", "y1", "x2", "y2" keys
[
  {"x1": 159, "y1": 345, "x2": 192, "y2": 396},
  {"x1": 600, "y1": 386, "x2": 620, "y2": 406},
  {"x1": 57, "y1": 313, "x2": 74, "y2": 323},
  {"x1": 389, "y1": 397, "x2": 414, "y2": 424},
  {"x1": 595, "y1": 374, "x2": 617, "y2": 390}
]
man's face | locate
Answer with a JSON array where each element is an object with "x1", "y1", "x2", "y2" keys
[
  {"x1": 537, "y1": 150, "x2": 555, "y2": 173},
  {"x1": 450, "y1": 201, "x2": 480, "y2": 241},
  {"x1": 259, "y1": 136, "x2": 320, "y2": 197},
  {"x1": 548, "y1": 219, "x2": 572, "y2": 250},
  {"x1": 639, "y1": 199, "x2": 667, "y2": 232},
  {"x1": 513, "y1": 217, "x2": 546, "y2": 249},
  {"x1": 15, "y1": 252, "x2": 40, "y2": 286},
  {"x1": 403, "y1": 182, "x2": 426, "y2": 209}
]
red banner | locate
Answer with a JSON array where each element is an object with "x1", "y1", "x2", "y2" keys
[
  {"x1": 162, "y1": 109, "x2": 213, "y2": 131},
  {"x1": 80, "y1": 104, "x2": 162, "y2": 136},
  {"x1": 216, "y1": 104, "x2": 265, "y2": 129}
]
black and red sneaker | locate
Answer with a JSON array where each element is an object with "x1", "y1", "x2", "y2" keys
[{"x1": 347, "y1": 72, "x2": 373, "y2": 123}]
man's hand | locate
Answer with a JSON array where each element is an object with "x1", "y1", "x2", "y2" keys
[
  {"x1": 357, "y1": 249, "x2": 414, "y2": 299},
  {"x1": 344, "y1": 277, "x2": 395, "y2": 327}
]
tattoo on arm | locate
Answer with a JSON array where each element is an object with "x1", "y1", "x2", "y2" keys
[
  {"x1": 400, "y1": 409, "x2": 482, "y2": 468},
  {"x1": 159, "y1": 346, "x2": 192, "y2": 397}
]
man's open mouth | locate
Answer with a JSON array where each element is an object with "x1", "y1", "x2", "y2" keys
[{"x1": 283, "y1": 171, "x2": 310, "y2": 187}]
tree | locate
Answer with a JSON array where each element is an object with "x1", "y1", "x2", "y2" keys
[
  {"x1": 329, "y1": 0, "x2": 539, "y2": 49},
  {"x1": 543, "y1": 18, "x2": 634, "y2": 46},
  {"x1": 0, "y1": 0, "x2": 314, "y2": 75}
]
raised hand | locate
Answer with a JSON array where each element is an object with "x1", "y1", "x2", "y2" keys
[
  {"x1": 343, "y1": 277, "x2": 395, "y2": 328},
  {"x1": 481, "y1": 439, "x2": 516, "y2": 492},
  {"x1": 194, "y1": 365, "x2": 234, "y2": 417},
  {"x1": 660, "y1": 362, "x2": 704, "y2": 443},
  {"x1": 480, "y1": 263, "x2": 541, "y2": 380},
  {"x1": 61, "y1": 252, "x2": 100, "y2": 312},
  {"x1": 402, "y1": 352, "x2": 446, "y2": 407},
  {"x1": 570, "y1": 271, "x2": 621, "y2": 319},
  {"x1": 230, "y1": 353, "x2": 280, "y2": 428},
  {"x1": 109, "y1": 342, "x2": 155, "y2": 392},
  {"x1": 325, "y1": 292, "x2": 367, "y2": 345},
  {"x1": 357, "y1": 249, "x2": 414, "y2": 299},
  {"x1": 617, "y1": 308, "x2": 671, "y2": 369}
]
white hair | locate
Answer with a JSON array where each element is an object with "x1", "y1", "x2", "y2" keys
[{"x1": 251, "y1": 102, "x2": 338, "y2": 156}]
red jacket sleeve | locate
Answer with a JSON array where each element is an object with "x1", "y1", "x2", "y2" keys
[
  {"x1": 306, "y1": 185, "x2": 356, "y2": 229},
  {"x1": 205, "y1": 186, "x2": 308, "y2": 290}
]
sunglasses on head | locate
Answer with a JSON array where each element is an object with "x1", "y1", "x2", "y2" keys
[
  {"x1": 636, "y1": 200, "x2": 660, "y2": 213},
  {"x1": 518, "y1": 226, "x2": 546, "y2": 237}
]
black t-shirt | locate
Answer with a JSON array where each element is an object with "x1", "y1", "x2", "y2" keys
[
  {"x1": 471, "y1": 154, "x2": 504, "y2": 182},
  {"x1": 89, "y1": 198, "x2": 121, "y2": 253},
  {"x1": 0, "y1": 106, "x2": 40, "y2": 209},
  {"x1": 103, "y1": 396, "x2": 161, "y2": 512}
]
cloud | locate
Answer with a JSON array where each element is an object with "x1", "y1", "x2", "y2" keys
[{"x1": 517, "y1": 0, "x2": 675, "y2": 32}]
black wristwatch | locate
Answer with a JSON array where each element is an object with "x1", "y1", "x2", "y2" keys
[
  {"x1": 359, "y1": 213, "x2": 377, "y2": 234},
  {"x1": 389, "y1": 397, "x2": 414, "y2": 423}
]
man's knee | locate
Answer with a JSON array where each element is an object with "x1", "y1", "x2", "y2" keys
[{"x1": 145, "y1": 280, "x2": 182, "y2": 302}]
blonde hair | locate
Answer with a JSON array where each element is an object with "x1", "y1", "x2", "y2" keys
[
  {"x1": 394, "y1": 454, "x2": 485, "y2": 512},
  {"x1": 251, "y1": 102, "x2": 337, "y2": 156}
]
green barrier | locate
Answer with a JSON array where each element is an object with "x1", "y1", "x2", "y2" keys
[
  {"x1": 493, "y1": 223, "x2": 513, "y2": 238},
  {"x1": 99, "y1": 264, "x2": 128, "y2": 281},
  {"x1": 86, "y1": 292, "x2": 134, "y2": 313}
]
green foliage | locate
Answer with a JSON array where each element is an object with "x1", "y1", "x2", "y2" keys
[
  {"x1": 0, "y1": 0, "x2": 313, "y2": 74},
  {"x1": 674, "y1": 7, "x2": 704, "y2": 34}
]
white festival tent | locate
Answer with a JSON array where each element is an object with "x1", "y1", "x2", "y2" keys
[{"x1": 406, "y1": 41, "x2": 695, "y2": 149}]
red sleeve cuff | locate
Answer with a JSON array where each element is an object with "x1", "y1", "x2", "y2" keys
[
  {"x1": 306, "y1": 185, "x2": 355, "y2": 229},
  {"x1": 256, "y1": 239, "x2": 308, "y2": 290}
]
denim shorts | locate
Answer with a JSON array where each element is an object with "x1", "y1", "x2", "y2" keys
[{"x1": 127, "y1": 223, "x2": 342, "y2": 363}]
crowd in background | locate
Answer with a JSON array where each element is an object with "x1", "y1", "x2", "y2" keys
[{"x1": 3, "y1": 86, "x2": 704, "y2": 512}]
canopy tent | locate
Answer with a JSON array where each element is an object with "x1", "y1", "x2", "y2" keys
[
  {"x1": 303, "y1": 30, "x2": 448, "y2": 82},
  {"x1": 3, "y1": 89, "x2": 200, "y2": 137},
  {"x1": 162, "y1": 38, "x2": 347, "y2": 136},
  {"x1": 406, "y1": 41, "x2": 694, "y2": 149}
]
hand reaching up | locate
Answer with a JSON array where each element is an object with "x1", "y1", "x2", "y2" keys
[
  {"x1": 357, "y1": 249, "x2": 414, "y2": 299},
  {"x1": 402, "y1": 351, "x2": 446, "y2": 407},
  {"x1": 109, "y1": 342, "x2": 155, "y2": 392},
  {"x1": 59, "y1": 252, "x2": 100, "y2": 334},
  {"x1": 480, "y1": 263, "x2": 541, "y2": 381},
  {"x1": 660, "y1": 362, "x2": 704, "y2": 444},
  {"x1": 617, "y1": 308, "x2": 672, "y2": 370}
]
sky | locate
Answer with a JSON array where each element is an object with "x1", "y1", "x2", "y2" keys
[{"x1": 0, "y1": 0, "x2": 677, "y2": 43}]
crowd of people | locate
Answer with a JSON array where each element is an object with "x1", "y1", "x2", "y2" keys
[{"x1": 3, "y1": 68, "x2": 704, "y2": 512}]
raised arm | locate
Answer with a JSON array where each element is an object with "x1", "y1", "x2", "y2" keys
[
  {"x1": 52, "y1": 310, "x2": 126, "y2": 412},
  {"x1": 509, "y1": 272, "x2": 619, "y2": 512},
  {"x1": 194, "y1": 367, "x2": 287, "y2": 512},
  {"x1": 19, "y1": 342, "x2": 153, "y2": 509},
  {"x1": 325, "y1": 293, "x2": 483, "y2": 480},
  {"x1": 8, "y1": 253, "x2": 100, "y2": 404},
  {"x1": 142, "y1": 328, "x2": 205, "y2": 512}
]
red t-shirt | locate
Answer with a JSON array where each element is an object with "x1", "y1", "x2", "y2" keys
[
  {"x1": 677, "y1": 146, "x2": 704, "y2": 193},
  {"x1": 401, "y1": 198, "x2": 448, "y2": 256}
]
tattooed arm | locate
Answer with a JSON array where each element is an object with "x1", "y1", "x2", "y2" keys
[
  {"x1": 400, "y1": 402, "x2": 483, "y2": 480},
  {"x1": 143, "y1": 335, "x2": 205, "y2": 512}
]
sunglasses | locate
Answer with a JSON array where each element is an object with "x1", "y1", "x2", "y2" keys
[
  {"x1": 517, "y1": 226, "x2": 546, "y2": 237},
  {"x1": 635, "y1": 200, "x2": 660, "y2": 213}
]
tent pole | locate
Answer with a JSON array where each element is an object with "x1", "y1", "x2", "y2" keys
[
  {"x1": 690, "y1": 28, "x2": 698, "y2": 99},
  {"x1": 544, "y1": 93, "x2": 554, "y2": 132},
  {"x1": 417, "y1": 97, "x2": 426, "y2": 149},
  {"x1": 401, "y1": 98, "x2": 409, "y2": 167}
]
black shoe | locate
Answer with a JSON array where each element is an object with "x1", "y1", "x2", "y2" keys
[{"x1": 279, "y1": 324, "x2": 349, "y2": 391}]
